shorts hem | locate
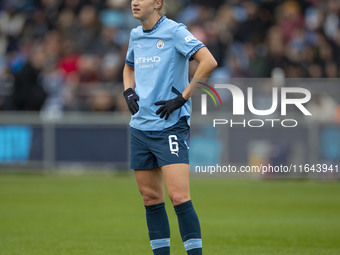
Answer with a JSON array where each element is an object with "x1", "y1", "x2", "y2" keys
[
  {"x1": 157, "y1": 161, "x2": 189, "y2": 168},
  {"x1": 132, "y1": 162, "x2": 189, "y2": 170}
]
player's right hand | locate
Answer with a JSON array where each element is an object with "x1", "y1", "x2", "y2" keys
[{"x1": 123, "y1": 88, "x2": 139, "y2": 115}]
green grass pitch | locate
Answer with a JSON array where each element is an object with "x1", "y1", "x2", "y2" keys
[{"x1": 0, "y1": 174, "x2": 340, "y2": 255}]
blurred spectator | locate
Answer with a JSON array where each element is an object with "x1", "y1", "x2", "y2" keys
[
  {"x1": 59, "y1": 38, "x2": 79, "y2": 78},
  {"x1": 234, "y1": 1, "x2": 270, "y2": 44},
  {"x1": 56, "y1": 9, "x2": 77, "y2": 39},
  {"x1": 100, "y1": 52, "x2": 122, "y2": 82},
  {"x1": 73, "y1": 5, "x2": 100, "y2": 54},
  {"x1": 0, "y1": 7, "x2": 25, "y2": 45},
  {"x1": 77, "y1": 54, "x2": 100, "y2": 84},
  {"x1": 12, "y1": 46, "x2": 47, "y2": 111},
  {"x1": 40, "y1": 59, "x2": 64, "y2": 119},
  {"x1": 277, "y1": 1, "x2": 304, "y2": 42}
]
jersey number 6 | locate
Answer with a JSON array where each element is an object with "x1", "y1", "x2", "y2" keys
[{"x1": 168, "y1": 135, "x2": 179, "y2": 156}]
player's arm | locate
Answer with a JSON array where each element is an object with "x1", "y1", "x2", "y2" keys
[
  {"x1": 155, "y1": 47, "x2": 217, "y2": 120},
  {"x1": 123, "y1": 63, "x2": 135, "y2": 90},
  {"x1": 123, "y1": 63, "x2": 139, "y2": 115},
  {"x1": 182, "y1": 47, "x2": 217, "y2": 100}
]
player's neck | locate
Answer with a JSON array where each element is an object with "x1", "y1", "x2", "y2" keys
[{"x1": 141, "y1": 13, "x2": 162, "y2": 31}]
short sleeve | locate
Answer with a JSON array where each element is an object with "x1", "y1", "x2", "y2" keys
[
  {"x1": 125, "y1": 32, "x2": 134, "y2": 67},
  {"x1": 174, "y1": 24, "x2": 205, "y2": 60}
]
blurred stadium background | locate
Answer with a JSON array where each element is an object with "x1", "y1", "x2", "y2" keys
[
  {"x1": 0, "y1": 1, "x2": 340, "y2": 254},
  {"x1": 0, "y1": 0, "x2": 339, "y2": 170}
]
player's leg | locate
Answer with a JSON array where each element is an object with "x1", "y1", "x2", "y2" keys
[
  {"x1": 162, "y1": 163, "x2": 202, "y2": 255},
  {"x1": 131, "y1": 125, "x2": 171, "y2": 255},
  {"x1": 134, "y1": 169, "x2": 170, "y2": 255},
  {"x1": 135, "y1": 168, "x2": 164, "y2": 206},
  {"x1": 161, "y1": 163, "x2": 190, "y2": 205}
]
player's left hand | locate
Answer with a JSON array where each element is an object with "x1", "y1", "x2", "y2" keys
[{"x1": 155, "y1": 94, "x2": 187, "y2": 120}]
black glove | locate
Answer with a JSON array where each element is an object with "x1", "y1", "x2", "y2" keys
[
  {"x1": 155, "y1": 94, "x2": 187, "y2": 120},
  {"x1": 123, "y1": 88, "x2": 139, "y2": 115}
]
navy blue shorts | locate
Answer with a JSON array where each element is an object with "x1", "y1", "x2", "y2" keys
[{"x1": 130, "y1": 117, "x2": 190, "y2": 170}]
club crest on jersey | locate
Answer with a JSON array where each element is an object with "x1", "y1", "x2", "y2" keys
[{"x1": 157, "y1": 40, "x2": 165, "y2": 49}]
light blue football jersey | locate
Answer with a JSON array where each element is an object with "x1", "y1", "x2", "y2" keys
[{"x1": 125, "y1": 15, "x2": 205, "y2": 131}]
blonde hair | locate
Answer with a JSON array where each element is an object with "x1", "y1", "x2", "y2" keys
[{"x1": 157, "y1": 0, "x2": 167, "y2": 16}]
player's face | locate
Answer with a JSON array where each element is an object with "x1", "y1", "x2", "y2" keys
[{"x1": 131, "y1": 0, "x2": 160, "y2": 21}]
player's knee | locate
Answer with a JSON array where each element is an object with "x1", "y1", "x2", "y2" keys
[
  {"x1": 140, "y1": 190, "x2": 163, "y2": 206},
  {"x1": 168, "y1": 192, "x2": 190, "y2": 206}
]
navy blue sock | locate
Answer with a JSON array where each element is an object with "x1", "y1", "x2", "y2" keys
[
  {"x1": 174, "y1": 200, "x2": 202, "y2": 255},
  {"x1": 145, "y1": 203, "x2": 170, "y2": 255}
]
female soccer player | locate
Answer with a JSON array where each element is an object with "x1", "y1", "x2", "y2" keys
[{"x1": 123, "y1": 1, "x2": 217, "y2": 254}]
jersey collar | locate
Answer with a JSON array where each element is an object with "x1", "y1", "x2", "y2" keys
[{"x1": 143, "y1": 15, "x2": 166, "y2": 33}]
